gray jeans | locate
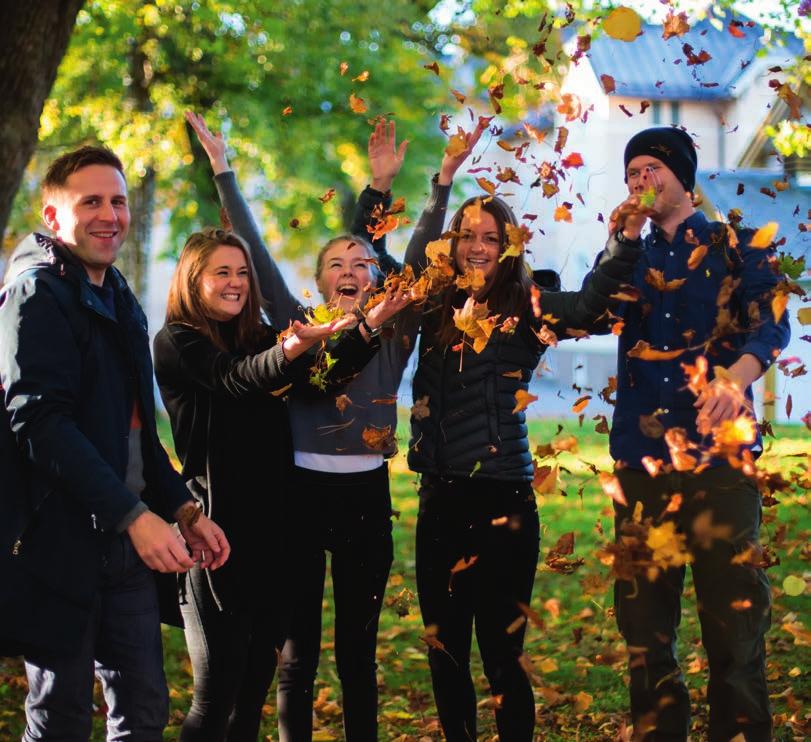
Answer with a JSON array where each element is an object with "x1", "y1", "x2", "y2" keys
[{"x1": 23, "y1": 533, "x2": 168, "y2": 741}]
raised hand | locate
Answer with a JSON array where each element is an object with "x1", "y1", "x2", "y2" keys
[
  {"x1": 185, "y1": 110, "x2": 230, "y2": 175},
  {"x1": 438, "y1": 118, "x2": 488, "y2": 186},
  {"x1": 608, "y1": 194, "x2": 655, "y2": 241},
  {"x1": 364, "y1": 282, "x2": 414, "y2": 331},
  {"x1": 368, "y1": 118, "x2": 408, "y2": 193}
]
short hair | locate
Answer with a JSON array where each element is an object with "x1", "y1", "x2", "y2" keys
[{"x1": 42, "y1": 145, "x2": 125, "y2": 199}]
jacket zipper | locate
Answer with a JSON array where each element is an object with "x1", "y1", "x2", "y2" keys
[{"x1": 11, "y1": 489, "x2": 53, "y2": 556}]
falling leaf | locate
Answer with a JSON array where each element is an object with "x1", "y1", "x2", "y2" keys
[
  {"x1": 423, "y1": 61, "x2": 440, "y2": 75},
  {"x1": 339, "y1": 61, "x2": 348, "y2": 75},
  {"x1": 455, "y1": 266, "x2": 486, "y2": 292},
  {"x1": 451, "y1": 88, "x2": 466, "y2": 103},
  {"x1": 476, "y1": 177, "x2": 497, "y2": 195},
  {"x1": 639, "y1": 413, "x2": 665, "y2": 439},
  {"x1": 349, "y1": 93, "x2": 367, "y2": 113},
  {"x1": 561, "y1": 152, "x2": 584, "y2": 169},
  {"x1": 645, "y1": 268, "x2": 686, "y2": 292},
  {"x1": 603, "y1": 7, "x2": 643, "y2": 42},
  {"x1": 411, "y1": 395, "x2": 430, "y2": 420},
  {"x1": 627, "y1": 340, "x2": 685, "y2": 361},
  {"x1": 730, "y1": 599, "x2": 753, "y2": 611},
  {"x1": 683, "y1": 43, "x2": 712, "y2": 66},
  {"x1": 687, "y1": 243, "x2": 708, "y2": 270},
  {"x1": 513, "y1": 389, "x2": 539, "y2": 414},
  {"x1": 556, "y1": 93, "x2": 582, "y2": 122},
  {"x1": 749, "y1": 222, "x2": 779, "y2": 248},
  {"x1": 641, "y1": 455, "x2": 664, "y2": 477},
  {"x1": 600, "y1": 74, "x2": 616, "y2": 93},
  {"x1": 524, "y1": 122, "x2": 546, "y2": 143},
  {"x1": 282, "y1": 105, "x2": 293, "y2": 116},
  {"x1": 798, "y1": 307, "x2": 811, "y2": 325},
  {"x1": 318, "y1": 187, "x2": 336, "y2": 204},
  {"x1": 775, "y1": 82, "x2": 802, "y2": 120},
  {"x1": 599, "y1": 471, "x2": 627, "y2": 505},
  {"x1": 647, "y1": 521, "x2": 693, "y2": 569},
  {"x1": 453, "y1": 297, "x2": 499, "y2": 353},
  {"x1": 728, "y1": 22, "x2": 746, "y2": 39},
  {"x1": 772, "y1": 291, "x2": 789, "y2": 323},
  {"x1": 554, "y1": 204, "x2": 573, "y2": 223},
  {"x1": 662, "y1": 11, "x2": 690, "y2": 39},
  {"x1": 445, "y1": 129, "x2": 468, "y2": 158},
  {"x1": 532, "y1": 463, "x2": 559, "y2": 494},
  {"x1": 335, "y1": 394, "x2": 351, "y2": 413},
  {"x1": 361, "y1": 424, "x2": 393, "y2": 451},
  {"x1": 352, "y1": 70, "x2": 369, "y2": 82},
  {"x1": 270, "y1": 383, "x2": 292, "y2": 397},
  {"x1": 554, "y1": 127, "x2": 569, "y2": 153},
  {"x1": 450, "y1": 555, "x2": 478, "y2": 576},
  {"x1": 501, "y1": 223, "x2": 532, "y2": 262},
  {"x1": 571, "y1": 395, "x2": 591, "y2": 414}
]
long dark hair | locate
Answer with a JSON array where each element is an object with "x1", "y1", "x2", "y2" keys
[
  {"x1": 166, "y1": 227, "x2": 267, "y2": 352},
  {"x1": 435, "y1": 196, "x2": 533, "y2": 347}
]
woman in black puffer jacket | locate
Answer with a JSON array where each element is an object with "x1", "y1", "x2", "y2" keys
[{"x1": 408, "y1": 177, "x2": 643, "y2": 741}]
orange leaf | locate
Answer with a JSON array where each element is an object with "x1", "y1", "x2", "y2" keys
[
  {"x1": 352, "y1": 70, "x2": 369, "y2": 82},
  {"x1": 598, "y1": 471, "x2": 627, "y2": 505},
  {"x1": 423, "y1": 61, "x2": 440, "y2": 75},
  {"x1": 644, "y1": 268, "x2": 687, "y2": 292},
  {"x1": 476, "y1": 177, "x2": 497, "y2": 195},
  {"x1": 523, "y1": 122, "x2": 546, "y2": 143},
  {"x1": 450, "y1": 555, "x2": 478, "y2": 575},
  {"x1": 571, "y1": 395, "x2": 591, "y2": 414},
  {"x1": 772, "y1": 291, "x2": 788, "y2": 323},
  {"x1": 554, "y1": 205, "x2": 572, "y2": 223},
  {"x1": 282, "y1": 105, "x2": 293, "y2": 116},
  {"x1": 662, "y1": 11, "x2": 690, "y2": 39},
  {"x1": 627, "y1": 340, "x2": 686, "y2": 361},
  {"x1": 749, "y1": 222, "x2": 778, "y2": 248},
  {"x1": 339, "y1": 61, "x2": 348, "y2": 76},
  {"x1": 361, "y1": 424, "x2": 393, "y2": 451},
  {"x1": 451, "y1": 88, "x2": 466, "y2": 103},
  {"x1": 687, "y1": 243, "x2": 708, "y2": 270},
  {"x1": 513, "y1": 389, "x2": 539, "y2": 414},
  {"x1": 349, "y1": 93, "x2": 367, "y2": 114},
  {"x1": 603, "y1": 7, "x2": 642, "y2": 42},
  {"x1": 561, "y1": 152, "x2": 584, "y2": 169}
]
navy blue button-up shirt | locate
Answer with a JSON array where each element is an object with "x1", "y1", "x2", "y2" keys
[{"x1": 609, "y1": 211, "x2": 790, "y2": 469}]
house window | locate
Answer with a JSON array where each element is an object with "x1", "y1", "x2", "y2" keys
[
  {"x1": 671, "y1": 101, "x2": 680, "y2": 125},
  {"x1": 652, "y1": 101, "x2": 661, "y2": 124}
]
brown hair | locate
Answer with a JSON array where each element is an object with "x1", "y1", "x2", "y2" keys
[
  {"x1": 166, "y1": 227, "x2": 267, "y2": 351},
  {"x1": 314, "y1": 233, "x2": 380, "y2": 283},
  {"x1": 435, "y1": 196, "x2": 533, "y2": 346},
  {"x1": 42, "y1": 145, "x2": 125, "y2": 200}
]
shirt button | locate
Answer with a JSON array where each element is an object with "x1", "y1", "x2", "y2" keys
[
  {"x1": 669, "y1": 251, "x2": 675, "y2": 256},
  {"x1": 664, "y1": 377, "x2": 670, "y2": 382},
  {"x1": 665, "y1": 312, "x2": 671, "y2": 318},
  {"x1": 663, "y1": 345, "x2": 669, "y2": 350},
  {"x1": 663, "y1": 408, "x2": 670, "y2": 414}
]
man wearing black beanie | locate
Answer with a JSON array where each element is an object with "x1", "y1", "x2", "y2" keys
[{"x1": 603, "y1": 126, "x2": 789, "y2": 741}]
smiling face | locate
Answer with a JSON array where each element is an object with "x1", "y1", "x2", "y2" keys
[
  {"x1": 454, "y1": 210, "x2": 502, "y2": 292},
  {"x1": 198, "y1": 245, "x2": 250, "y2": 321},
  {"x1": 42, "y1": 164, "x2": 130, "y2": 285},
  {"x1": 316, "y1": 239, "x2": 374, "y2": 312},
  {"x1": 625, "y1": 155, "x2": 688, "y2": 221}
]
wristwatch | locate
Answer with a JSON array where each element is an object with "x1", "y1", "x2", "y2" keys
[{"x1": 360, "y1": 318, "x2": 382, "y2": 338}]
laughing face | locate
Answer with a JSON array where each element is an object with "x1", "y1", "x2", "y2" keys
[
  {"x1": 316, "y1": 239, "x2": 374, "y2": 312},
  {"x1": 454, "y1": 210, "x2": 502, "y2": 294},
  {"x1": 199, "y1": 245, "x2": 250, "y2": 321},
  {"x1": 42, "y1": 164, "x2": 130, "y2": 285}
]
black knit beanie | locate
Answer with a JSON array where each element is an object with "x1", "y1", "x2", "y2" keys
[{"x1": 623, "y1": 127, "x2": 697, "y2": 193}]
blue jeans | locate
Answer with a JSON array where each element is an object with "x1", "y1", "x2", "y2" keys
[{"x1": 23, "y1": 533, "x2": 168, "y2": 741}]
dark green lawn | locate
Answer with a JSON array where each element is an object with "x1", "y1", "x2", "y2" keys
[{"x1": 1, "y1": 417, "x2": 808, "y2": 740}]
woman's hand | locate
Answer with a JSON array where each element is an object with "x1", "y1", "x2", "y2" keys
[
  {"x1": 281, "y1": 316, "x2": 358, "y2": 360},
  {"x1": 368, "y1": 118, "x2": 408, "y2": 193},
  {"x1": 362, "y1": 283, "x2": 414, "y2": 339},
  {"x1": 438, "y1": 119, "x2": 488, "y2": 186},
  {"x1": 185, "y1": 110, "x2": 230, "y2": 175}
]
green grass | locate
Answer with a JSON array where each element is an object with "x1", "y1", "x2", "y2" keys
[{"x1": 1, "y1": 417, "x2": 808, "y2": 740}]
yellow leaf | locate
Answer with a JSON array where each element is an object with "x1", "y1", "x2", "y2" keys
[
  {"x1": 532, "y1": 463, "x2": 559, "y2": 494},
  {"x1": 603, "y1": 7, "x2": 643, "y2": 42},
  {"x1": 538, "y1": 657, "x2": 559, "y2": 673},
  {"x1": 798, "y1": 307, "x2": 811, "y2": 325},
  {"x1": 749, "y1": 222, "x2": 778, "y2": 248},
  {"x1": 445, "y1": 131, "x2": 467, "y2": 157},
  {"x1": 513, "y1": 389, "x2": 539, "y2": 414},
  {"x1": 553, "y1": 205, "x2": 572, "y2": 223},
  {"x1": 772, "y1": 291, "x2": 788, "y2": 323},
  {"x1": 425, "y1": 239, "x2": 451, "y2": 263},
  {"x1": 783, "y1": 575, "x2": 806, "y2": 596}
]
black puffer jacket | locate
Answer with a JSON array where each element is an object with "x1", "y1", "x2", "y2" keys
[{"x1": 408, "y1": 241, "x2": 642, "y2": 481}]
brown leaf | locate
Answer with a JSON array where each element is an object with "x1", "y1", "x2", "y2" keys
[
  {"x1": 600, "y1": 74, "x2": 616, "y2": 94},
  {"x1": 361, "y1": 424, "x2": 393, "y2": 451},
  {"x1": 335, "y1": 394, "x2": 351, "y2": 413},
  {"x1": 348, "y1": 93, "x2": 367, "y2": 113},
  {"x1": 627, "y1": 340, "x2": 686, "y2": 361},
  {"x1": 662, "y1": 10, "x2": 690, "y2": 39},
  {"x1": 513, "y1": 389, "x2": 539, "y2": 414},
  {"x1": 639, "y1": 413, "x2": 665, "y2": 439},
  {"x1": 645, "y1": 268, "x2": 687, "y2": 292},
  {"x1": 411, "y1": 395, "x2": 430, "y2": 421},
  {"x1": 423, "y1": 61, "x2": 440, "y2": 76}
]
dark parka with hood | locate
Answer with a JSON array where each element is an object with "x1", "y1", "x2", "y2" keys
[{"x1": 0, "y1": 234, "x2": 191, "y2": 657}]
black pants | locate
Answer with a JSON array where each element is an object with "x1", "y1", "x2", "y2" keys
[
  {"x1": 277, "y1": 464, "x2": 394, "y2": 742},
  {"x1": 415, "y1": 475, "x2": 540, "y2": 742},
  {"x1": 613, "y1": 465, "x2": 772, "y2": 742},
  {"x1": 179, "y1": 565, "x2": 285, "y2": 742}
]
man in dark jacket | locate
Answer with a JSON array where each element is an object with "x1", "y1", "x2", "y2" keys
[
  {"x1": 0, "y1": 146, "x2": 230, "y2": 740},
  {"x1": 608, "y1": 127, "x2": 790, "y2": 742}
]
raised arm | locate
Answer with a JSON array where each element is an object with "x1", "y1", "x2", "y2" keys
[
  {"x1": 403, "y1": 120, "x2": 488, "y2": 277},
  {"x1": 185, "y1": 111, "x2": 303, "y2": 327},
  {"x1": 350, "y1": 118, "x2": 409, "y2": 276}
]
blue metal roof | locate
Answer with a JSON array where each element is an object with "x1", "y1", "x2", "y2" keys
[
  {"x1": 696, "y1": 169, "x2": 811, "y2": 259},
  {"x1": 583, "y1": 16, "x2": 804, "y2": 101}
]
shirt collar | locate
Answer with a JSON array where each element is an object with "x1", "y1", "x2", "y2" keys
[{"x1": 650, "y1": 210, "x2": 709, "y2": 246}]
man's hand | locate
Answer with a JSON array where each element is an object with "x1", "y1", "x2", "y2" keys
[
  {"x1": 127, "y1": 510, "x2": 195, "y2": 573},
  {"x1": 368, "y1": 118, "x2": 408, "y2": 193},
  {"x1": 185, "y1": 110, "x2": 230, "y2": 175},
  {"x1": 438, "y1": 119, "x2": 488, "y2": 186},
  {"x1": 176, "y1": 506, "x2": 231, "y2": 570},
  {"x1": 694, "y1": 355, "x2": 762, "y2": 436},
  {"x1": 608, "y1": 194, "x2": 655, "y2": 241}
]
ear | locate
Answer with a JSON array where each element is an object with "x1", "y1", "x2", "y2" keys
[{"x1": 42, "y1": 203, "x2": 59, "y2": 233}]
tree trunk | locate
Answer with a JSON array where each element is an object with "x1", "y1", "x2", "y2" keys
[
  {"x1": 118, "y1": 166, "x2": 155, "y2": 299},
  {"x1": 0, "y1": 0, "x2": 84, "y2": 244}
]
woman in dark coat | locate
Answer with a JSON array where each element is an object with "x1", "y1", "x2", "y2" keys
[{"x1": 153, "y1": 227, "x2": 407, "y2": 742}]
